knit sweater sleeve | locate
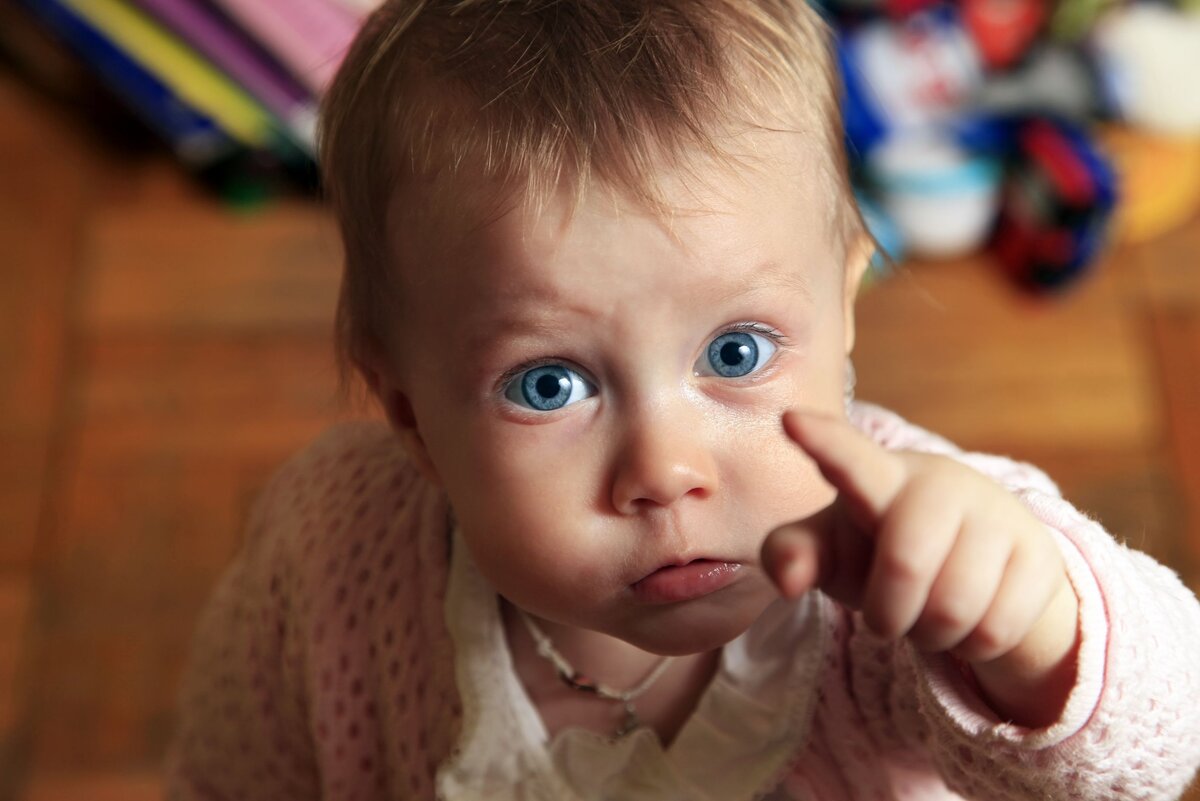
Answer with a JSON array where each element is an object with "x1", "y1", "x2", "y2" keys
[{"x1": 846, "y1": 403, "x2": 1200, "y2": 801}]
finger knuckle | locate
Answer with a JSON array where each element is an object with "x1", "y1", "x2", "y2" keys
[
  {"x1": 863, "y1": 606, "x2": 904, "y2": 640},
  {"x1": 962, "y1": 620, "x2": 1017, "y2": 662},
  {"x1": 908, "y1": 619, "x2": 956, "y2": 653},
  {"x1": 877, "y1": 549, "x2": 926, "y2": 587},
  {"x1": 922, "y1": 595, "x2": 975, "y2": 634},
  {"x1": 916, "y1": 455, "x2": 966, "y2": 486}
]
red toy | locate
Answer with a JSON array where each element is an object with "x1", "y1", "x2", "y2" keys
[{"x1": 961, "y1": 0, "x2": 1047, "y2": 70}]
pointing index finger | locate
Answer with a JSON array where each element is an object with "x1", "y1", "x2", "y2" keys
[{"x1": 783, "y1": 409, "x2": 906, "y2": 527}]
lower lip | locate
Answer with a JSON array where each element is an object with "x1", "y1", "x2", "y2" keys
[{"x1": 630, "y1": 560, "x2": 743, "y2": 605}]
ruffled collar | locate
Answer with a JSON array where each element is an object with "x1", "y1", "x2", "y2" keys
[{"x1": 437, "y1": 527, "x2": 829, "y2": 801}]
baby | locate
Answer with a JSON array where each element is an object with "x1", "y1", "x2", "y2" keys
[{"x1": 165, "y1": 1, "x2": 1200, "y2": 799}]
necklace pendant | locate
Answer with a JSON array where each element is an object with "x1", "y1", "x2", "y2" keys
[
  {"x1": 517, "y1": 608, "x2": 674, "y2": 742},
  {"x1": 614, "y1": 701, "x2": 641, "y2": 738}
]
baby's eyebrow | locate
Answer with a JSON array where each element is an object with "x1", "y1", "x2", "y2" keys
[
  {"x1": 740, "y1": 261, "x2": 814, "y2": 301},
  {"x1": 460, "y1": 310, "x2": 583, "y2": 380},
  {"x1": 465, "y1": 297, "x2": 599, "y2": 350},
  {"x1": 471, "y1": 314, "x2": 571, "y2": 343}
]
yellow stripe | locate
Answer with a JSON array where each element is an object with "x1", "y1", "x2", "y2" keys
[{"x1": 61, "y1": 0, "x2": 275, "y2": 147}]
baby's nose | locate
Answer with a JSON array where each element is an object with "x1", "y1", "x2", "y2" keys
[{"x1": 610, "y1": 416, "x2": 718, "y2": 514}]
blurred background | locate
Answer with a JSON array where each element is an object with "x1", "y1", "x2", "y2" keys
[{"x1": 0, "y1": 0, "x2": 1198, "y2": 798}]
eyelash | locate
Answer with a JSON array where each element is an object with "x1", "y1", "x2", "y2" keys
[
  {"x1": 492, "y1": 321, "x2": 790, "y2": 394},
  {"x1": 721, "y1": 322, "x2": 790, "y2": 351},
  {"x1": 494, "y1": 357, "x2": 574, "y2": 398}
]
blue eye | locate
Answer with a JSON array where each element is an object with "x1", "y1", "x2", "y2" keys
[
  {"x1": 504, "y1": 364, "x2": 596, "y2": 411},
  {"x1": 696, "y1": 330, "x2": 777, "y2": 378}
]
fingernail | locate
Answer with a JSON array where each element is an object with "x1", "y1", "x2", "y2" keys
[{"x1": 782, "y1": 560, "x2": 809, "y2": 598}]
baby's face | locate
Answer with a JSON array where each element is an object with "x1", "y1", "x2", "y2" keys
[{"x1": 382, "y1": 139, "x2": 860, "y2": 655}]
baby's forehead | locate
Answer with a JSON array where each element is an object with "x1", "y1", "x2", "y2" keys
[
  {"x1": 391, "y1": 169, "x2": 829, "y2": 299},
  {"x1": 391, "y1": 138, "x2": 821, "y2": 241},
  {"x1": 381, "y1": 140, "x2": 842, "y2": 320}
]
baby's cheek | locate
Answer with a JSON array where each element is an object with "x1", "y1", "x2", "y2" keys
[
  {"x1": 465, "y1": 522, "x2": 613, "y2": 623},
  {"x1": 460, "y1": 517, "x2": 553, "y2": 586},
  {"x1": 740, "y1": 435, "x2": 833, "y2": 526}
]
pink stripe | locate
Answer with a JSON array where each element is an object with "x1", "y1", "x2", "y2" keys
[
  {"x1": 132, "y1": 0, "x2": 311, "y2": 120},
  {"x1": 210, "y1": 0, "x2": 363, "y2": 93}
]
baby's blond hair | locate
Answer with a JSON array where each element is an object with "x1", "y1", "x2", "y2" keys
[{"x1": 319, "y1": 0, "x2": 863, "y2": 391}]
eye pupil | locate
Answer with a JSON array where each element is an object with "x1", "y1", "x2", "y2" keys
[
  {"x1": 535, "y1": 373, "x2": 567, "y2": 399},
  {"x1": 720, "y1": 341, "x2": 749, "y2": 367}
]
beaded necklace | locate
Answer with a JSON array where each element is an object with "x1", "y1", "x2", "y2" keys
[{"x1": 517, "y1": 609, "x2": 676, "y2": 738}]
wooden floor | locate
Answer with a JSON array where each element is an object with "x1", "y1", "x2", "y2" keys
[{"x1": 1, "y1": 64, "x2": 1198, "y2": 800}]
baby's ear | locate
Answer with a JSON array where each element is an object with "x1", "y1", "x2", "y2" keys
[
  {"x1": 379, "y1": 390, "x2": 443, "y2": 487},
  {"x1": 841, "y1": 233, "x2": 875, "y2": 355},
  {"x1": 355, "y1": 337, "x2": 444, "y2": 487}
]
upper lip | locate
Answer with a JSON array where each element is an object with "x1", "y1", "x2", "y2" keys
[{"x1": 632, "y1": 555, "x2": 734, "y2": 584}]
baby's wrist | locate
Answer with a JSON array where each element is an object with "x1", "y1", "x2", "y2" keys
[{"x1": 966, "y1": 580, "x2": 1081, "y2": 728}]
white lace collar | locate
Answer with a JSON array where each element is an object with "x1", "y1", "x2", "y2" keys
[{"x1": 437, "y1": 526, "x2": 828, "y2": 801}]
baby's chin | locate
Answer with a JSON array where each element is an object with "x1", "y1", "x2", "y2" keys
[{"x1": 614, "y1": 579, "x2": 779, "y2": 656}]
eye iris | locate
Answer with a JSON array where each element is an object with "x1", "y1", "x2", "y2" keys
[
  {"x1": 522, "y1": 366, "x2": 572, "y2": 410},
  {"x1": 708, "y1": 332, "x2": 758, "y2": 378}
]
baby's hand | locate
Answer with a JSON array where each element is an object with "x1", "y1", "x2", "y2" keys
[{"x1": 761, "y1": 410, "x2": 1080, "y2": 727}]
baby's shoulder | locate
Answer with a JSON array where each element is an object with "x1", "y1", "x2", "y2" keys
[
  {"x1": 266, "y1": 420, "x2": 423, "y2": 509},
  {"x1": 277, "y1": 419, "x2": 413, "y2": 484},
  {"x1": 247, "y1": 421, "x2": 446, "y2": 576}
]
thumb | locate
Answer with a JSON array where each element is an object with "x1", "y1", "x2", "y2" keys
[{"x1": 761, "y1": 500, "x2": 875, "y2": 608}]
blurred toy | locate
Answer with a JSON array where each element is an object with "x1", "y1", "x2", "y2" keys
[
  {"x1": 961, "y1": 0, "x2": 1047, "y2": 70},
  {"x1": 867, "y1": 132, "x2": 1003, "y2": 258},
  {"x1": 1100, "y1": 125, "x2": 1200, "y2": 244},
  {"x1": 839, "y1": 7, "x2": 983, "y2": 155},
  {"x1": 828, "y1": 0, "x2": 1200, "y2": 283},
  {"x1": 1050, "y1": 0, "x2": 1121, "y2": 42},
  {"x1": 816, "y1": 0, "x2": 941, "y2": 18},
  {"x1": 992, "y1": 119, "x2": 1116, "y2": 289},
  {"x1": 970, "y1": 43, "x2": 1104, "y2": 121},
  {"x1": 1091, "y1": 4, "x2": 1200, "y2": 135}
]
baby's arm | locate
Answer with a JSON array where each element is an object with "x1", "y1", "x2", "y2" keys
[
  {"x1": 767, "y1": 404, "x2": 1200, "y2": 799},
  {"x1": 164, "y1": 461, "x2": 319, "y2": 801}
]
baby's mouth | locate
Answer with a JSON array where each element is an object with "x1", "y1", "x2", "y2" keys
[{"x1": 630, "y1": 559, "x2": 743, "y2": 605}]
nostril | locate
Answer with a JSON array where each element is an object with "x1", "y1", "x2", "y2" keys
[{"x1": 610, "y1": 442, "x2": 719, "y2": 513}]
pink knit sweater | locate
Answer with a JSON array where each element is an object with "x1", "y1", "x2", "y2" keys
[{"x1": 164, "y1": 403, "x2": 1200, "y2": 800}]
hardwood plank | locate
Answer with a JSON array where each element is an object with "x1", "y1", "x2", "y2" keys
[
  {"x1": 1146, "y1": 305, "x2": 1200, "y2": 589},
  {"x1": 1005, "y1": 446, "x2": 1192, "y2": 588},
  {"x1": 82, "y1": 194, "x2": 341, "y2": 335},
  {"x1": 0, "y1": 439, "x2": 50, "y2": 570},
  {"x1": 0, "y1": 63, "x2": 96, "y2": 801},
  {"x1": 20, "y1": 771, "x2": 161, "y2": 801},
  {"x1": 1131, "y1": 214, "x2": 1200, "y2": 307},
  {"x1": 0, "y1": 576, "x2": 33, "y2": 800},
  {"x1": 854, "y1": 250, "x2": 1160, "y2": 454},
  {"x1": 0, "y1": 72, "x2": 90, "y2": 571},
  {"x1": 0, "y1": 578, "x2": 33, "y2": 733},
  {"x1": 26, "y1": 334, "x2": 363, "y2": 771}
]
